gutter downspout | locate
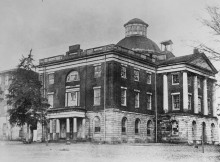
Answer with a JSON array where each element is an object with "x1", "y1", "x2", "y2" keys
[
  {"x1": 104, "y1": 54, "x2": 107, "y2": 143},
  {"x1": 155, "y1": 68, "x2": 158, "y2": 143}
]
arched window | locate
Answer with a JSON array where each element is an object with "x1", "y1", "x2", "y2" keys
[
  {"x1": 147, "y1": 120, "x2": 153, "y2": 136},
  {"x1": 94, "y1": 117, "x2": 100, "y2": 133},
  {"x1": 171, "y1": 120, "x2": 179, "y2": 135},
  {"x1": 121, "y1": 117, "x2": 127, "y2": 134},
  {"x1": 192, "y1": 121, "x2": 196, "y2": 139},
  {"x1": 66, "y1": 71, "x2": 80, "y2": 82},
  {"x1": 135, "y1": 118, "x2": 141, "y2": 134},
  {"x1": 211, "y1": 123, "x2": 215, "y2": 140}
]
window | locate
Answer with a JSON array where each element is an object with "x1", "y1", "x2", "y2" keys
[
  {"x1": 171, "y1": 120, "x2": 179, "y2": 135},
  {"x1": 147, "y1": 120, "x2": 153, "y2": 136},
  {"x1": 197, "y1": 78, "x2": 201, "y2": 88},
  {"x1": 198, "y1": 97, "x2": 202, "y2": 113},
  {"x1": 121, "y1": 87, "x2": 127, "y2": 106},
  {"x1": 66, "y1": 71, "x2": 80, "y2": 82},
  {"x1": 48, "y1": 73, "x2": 54, "y2": 84},
  {"x1": 121, "y1": 66, "x2": 126, "y2": 78},
  {"x1": 146, "y1": 93, "x2": 152, "y2": 110},
  {"x1": 172, "y1": 94, "x2": 180, "y2": 110},
  {"x1": 65, "y1": 88, "x2": 80, "y2": 107},
  {"x1": 188, "y1": 95, "x2": 192, "y2": 110},
  {"x1": 47, "y1": 94, "x2": 54, "y2": 108},
  {"x1": 192, "y1": 121, "x2": 196, "y2": 138},
  {"x1": 211, "y1": 123, "x2": 215, "y2": 140},
  {"x1": 135, "y1": 119, "x2": 140, "y2": 134},
  {"x1": 134, "y1": 91, "x2": 140, "y2": 108},
  {"x1": 94, "y1": 65, "x2": 101, "y2": 78},
  {"x1": 39, "y1": 75, "x2": 43, "y2": 83},
  {"x1": 188, "y1": 76, "x2": 191, "y2": 86},
  {"x1": 172, "y1": 74, "x2": 179, "y2": 84},
  {"x1": 5, "y1": 75, "x2": 9, "y2": 86},
  {"x1": 146, "y1": 73, "x2": 151, "y2": 84},
  {"x1": 94, "y1": 87, "x2": 101, "y2": 106},
  {"x1": 208, "y1": 99, "x2": 211, "y2": 114},
  {"x1": 94, "y1": 117, "x2": 100, "y2": 133},
  {"x1": 134, "y1": 69, "x2": 139, "y2": 81},
  {"x1": 121, "y1": 117, "x2": 127, "y2": 134}
]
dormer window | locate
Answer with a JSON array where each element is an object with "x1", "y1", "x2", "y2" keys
[{"x1": 66, "y1": 71, "x2": 80, "y2": 82}]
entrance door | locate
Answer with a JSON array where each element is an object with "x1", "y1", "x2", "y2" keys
[{"x1": 60, "y1": 119, "x2": 66, "y2": 139}]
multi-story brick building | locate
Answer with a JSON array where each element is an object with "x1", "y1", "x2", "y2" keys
[
  {"x1": 0, "y1": 69, "x2": 22, "y2": 140},
  {"x1": 37, "y1": 18, "x2": 219, "y2": 144}
]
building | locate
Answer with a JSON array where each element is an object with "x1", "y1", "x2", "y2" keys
[
  {"x1": 0, "y1": 69, "x2": 22, "y2": 140},
  {"x1": 37, "y1": 18, "x2": 219, "y2": 144}
]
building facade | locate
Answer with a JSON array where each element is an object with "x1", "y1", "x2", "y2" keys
[
  {"x1": 37, "y1": 18, "x2": 219, "y2": 144},
  {"x1": 0, "y1": 69, "x2": 22, "y2": 140}
]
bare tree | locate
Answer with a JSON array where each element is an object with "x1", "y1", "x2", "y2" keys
[{"x1": 199, "y1": 6, "x2": 220, "y2": 61}]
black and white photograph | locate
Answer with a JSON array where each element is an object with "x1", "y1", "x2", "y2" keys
[{"x1": 0, "y1": 0, "x2": 220, "y2": 162}]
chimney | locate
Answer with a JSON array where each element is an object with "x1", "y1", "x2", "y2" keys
[
  {"x1": 160, "y1": 40, "x2": 173, "y2": 52},
  {"x1": 193, "y1": 48, "x2": 200, "y2": 54}
]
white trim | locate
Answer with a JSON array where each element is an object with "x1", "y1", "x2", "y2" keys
[
  {"x1": 47, "y1": 92, "x2": 54, "y2": 95},
  {"x1": 93, "y1": 63, "x2": 101, "y2": 66},
  {"x1": 47, "y1": 111, "x2": 85, "y2": 119},
  {"x1": 47, "y1": 71, "x2": 54, "y2": 74},
  {"x1": 93, "y1": 86, "x2": 101, "y2": 89},
  {"x1": 134, "y1": 89, "x2": 140, "y2": 92},
  {"x1": 157, "y1": 64, "x2": 215, "y2": 79},
  {"x1": 146, "y1": 92, "x2": 152, "y2": 95},
  {"x1": 66, "y1": 85, "x2": 80, "y2": 89},
  {"x1": 121, "y1": 64, "x2": 127, "y2": 67},
  {"x1": 66, "y1": 88, "x2": 80, "y2": 92},
  {"x1": 188, "y1": 93, "x2": 192, "y2": 95},
  {"x1": 146, "y1": 70, "x2": 152, "y2": 74},
  {"x1": 38, "y1": 54, "x2": 156, "y2": 73},
  {"x1": 171, "y1": 92, "x2": 180, "y2": 95},
  {"x1": 121, "y1": 86, "x2": 127, "y2": 89}
]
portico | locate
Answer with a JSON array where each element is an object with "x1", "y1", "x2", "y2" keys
[{"x1": 47, "y1": 108, "x2": 86, "y2": 142}]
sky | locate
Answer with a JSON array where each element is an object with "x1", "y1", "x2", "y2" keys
[{"x1": 0, "y1": 0, "x2": 220, "y2": 71}]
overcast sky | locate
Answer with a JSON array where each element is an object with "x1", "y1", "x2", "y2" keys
[{"x1": 0, "y1": 0, "x2": 220, "y2": 71}]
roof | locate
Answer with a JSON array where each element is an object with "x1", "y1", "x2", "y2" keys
[
  {"x1": 158, "y1": 53, "x2": 218, "y2": 74},
  {"x1": 117, "y1": 35, "x2": 161, "y2": 53},
  {"x1": 124, "y1": 18, "x2": 149, "y2": 27}
]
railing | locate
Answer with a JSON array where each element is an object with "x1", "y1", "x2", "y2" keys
[{"x1": 39, "y1": 44, "x2": 153, "y2": 65}]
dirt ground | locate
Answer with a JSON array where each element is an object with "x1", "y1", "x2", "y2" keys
[{"x1": 0, "y1": 141, "x2": 219, "y2": 162}]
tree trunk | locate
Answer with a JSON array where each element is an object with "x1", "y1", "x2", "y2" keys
[{"x1": 26, "y1": 123, "x2": 29, "y2": 142}]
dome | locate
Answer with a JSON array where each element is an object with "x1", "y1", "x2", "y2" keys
[
  {"x1": 117, "y1": 35, "x2": 161, "y2": 53},
  {"x1": 124, "y1": 18, "x2": 148, "y2": 27}
]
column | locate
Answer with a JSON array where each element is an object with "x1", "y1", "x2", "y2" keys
[
  {"x1": 163, "y1": 74, "x2": 168, "y2": 113},
  {"x1": 66, "y1": 118, "x2": 70, "y2": 143},
  {"x1": 203, "y1": 78, "x2": 208, "y2": 115},
  {"x1": 73, "y1": 118, "x2": 77, "y2": 141},
  {"x1": 56, "y1": 119, "x2": 60, "y2": 140},
  {"x1": 82, "y1": 118, "x2": 86, "y2": 139},
  {"x1": 212, "y1": 82, "x2": 217, "y2": 117},
  {"x1": 194, "y1": 76, "x2": 198, "y2": 114},
  {"x1": 49, "y1": 120, "x2": 53, "y2": 140},
  {"x1": 183, "y1": 71, "x2": 188, "y2": 111}
]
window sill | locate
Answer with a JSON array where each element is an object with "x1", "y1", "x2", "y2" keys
[
  {"x1": 172, "y1": 83, "x2": 179, "y2": 85},
  {"x1": 121, "y1": 77, "x2": 127, "y2": 79},
  {"x1": 121, "y1": 105, "x2": 127, "y2": 107}
]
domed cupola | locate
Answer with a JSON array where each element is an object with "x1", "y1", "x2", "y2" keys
[
  {"x1": 124, "y1": 18, "x2": 148, "y2": 37},
  {"x1": 117, "y1": 18, "x2": 161, "y2": 53}
]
